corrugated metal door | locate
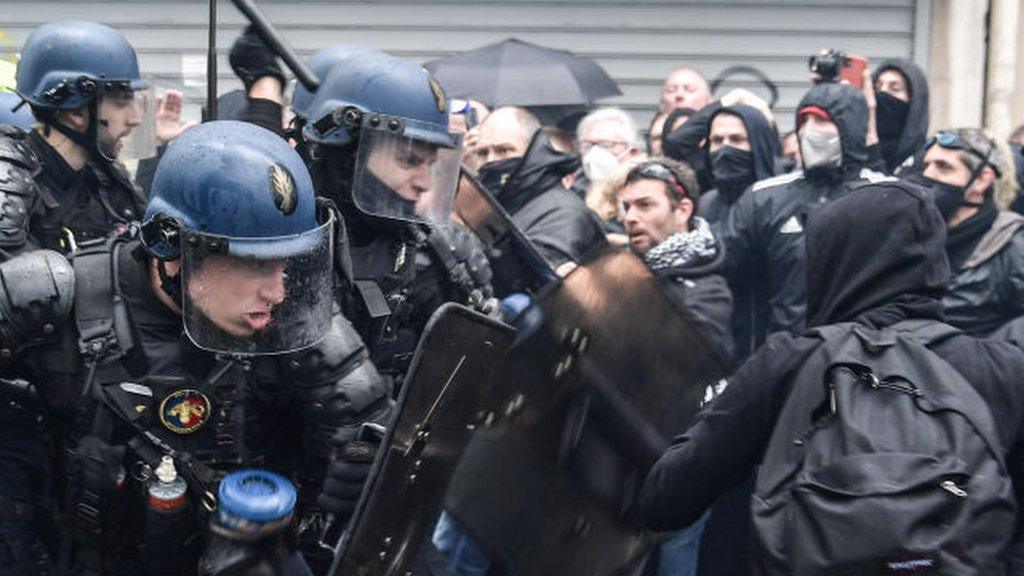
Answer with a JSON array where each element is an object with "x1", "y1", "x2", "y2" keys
[{"x1": 0, "y1": 0, "x2": 929, "y2": 133}]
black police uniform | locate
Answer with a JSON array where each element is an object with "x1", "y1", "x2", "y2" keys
[
  {"x1": 0, "y1": 239, "x2": 391, "y2": 575},
  {"x1": 0, "y1": 125, "x2": 144, "y2": 260}
]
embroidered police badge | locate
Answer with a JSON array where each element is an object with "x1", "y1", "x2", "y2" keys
[
  {"x1": 159, "y1": 389, "x2": 211, "y2": 434},
  {"x1": 428, "y1": 76, "x2": 447, "y2": 113},
  {"x1": 269, "y1": 164, "x2": 297, "y2": 215}
]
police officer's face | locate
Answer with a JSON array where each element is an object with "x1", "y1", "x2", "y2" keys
[
  {"x1": 187, "y1": 254, "x2": 287, "y2": 337},
  {"x1": 97, "y1": 91, "x2": 142, "y2": 157},
  {"x1": 367, "y1": 139, "x2": 438, "y2": 206}
]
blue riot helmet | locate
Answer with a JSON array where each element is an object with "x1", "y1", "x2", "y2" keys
[
  {"x1": 303, "y1": 53, "x2": 463, "y2": 224},
  {"x1": 0, "y1": 92, "x2": 34, "y2": 131},
  {"x1": 15, "y1": 20, "x2": 147, "y2": 159},
  {"x1": 291, "y1": 44, "x2": 384, "y2": 121},
  {"x1": 143, "y1": 121, "x2": 334, "y2": 355}
]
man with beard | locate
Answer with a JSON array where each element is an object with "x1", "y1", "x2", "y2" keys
[
  {"x1": 871, "y1": 59, "x2": 929, "y2": 175},
  {"x1": 699, "y1": 104, "x2": 780, "y2": 224},
  {"x1": 640, "y1": 179, "x2": 1024, "y2": 576},
  {"x1": 1, "y1": 21, "x2": 147, "y2": 260},
  {"x1": 615, "y1": 158, "x2": 733, "y2": 358},
  {"x1": 719, "y1": 82, "x2": 889, "y2": 362},
  {"x1": 912, "y1": 129, "x2": 1024, "y2": 336},
  {"x1": 474, "y1": 106, "x2": 607, "y2": 269}
]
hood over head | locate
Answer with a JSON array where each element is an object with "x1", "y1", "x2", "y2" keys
[
  {"x1": 795, "y1": 83, "x2": 869, "y2": 174},
  {"x1": 483, "y1": 130, "x2": 580, "y2": 215},
  {"x1": 662, "y1": 101, "x2": 722, "y2": 192},
  {"x1": 872, "y1": 58, "x2": 929, "y2": 172},
  {"x1": 706, "y1": 103, "x2": 780, "y2": 182},
  {"x1": 805, "y1": 180, "x2": 949, "y2": 327}
]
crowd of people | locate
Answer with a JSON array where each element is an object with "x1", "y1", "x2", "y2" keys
[{"x1": 2, "y1": 14, "x2": 1024, "y2": 576}]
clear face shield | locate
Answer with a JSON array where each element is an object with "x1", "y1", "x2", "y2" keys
[
  {"x1": 180, "y1": 215, "x2": 335, "y2": 355},
  {"x1": 350, "y1": 120, "x2": 463, "y2": 224}
]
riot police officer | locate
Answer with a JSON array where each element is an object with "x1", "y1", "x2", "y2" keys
[
  {"x1": 1, "y1": 20, "x2": 147, "y2": 259},
  {"x1": 300, "y1": 53, "x2": 496, "y2": 388},
  {"x1": 0, "y1": 121, "x2": 390, "y2": 575}
]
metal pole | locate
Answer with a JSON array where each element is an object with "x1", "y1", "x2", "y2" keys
[{"x1": 207, "y1": 0, "x2": 218, "y2": 120}]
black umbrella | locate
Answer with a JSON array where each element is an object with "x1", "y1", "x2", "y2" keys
[{"x1": 423, "y1": 38, "x2": 621, "y2": 108}]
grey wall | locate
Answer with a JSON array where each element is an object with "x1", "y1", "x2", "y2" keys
[{"x1": 0, "y1": 0, "x2": 928, "y2": 135}]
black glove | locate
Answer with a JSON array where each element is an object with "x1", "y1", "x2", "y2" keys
[
  {"x1": 317, "y1": 440, "x2": 377, "y2": 518},
  {"x1": 229, "y1": 25, "x2": 285, "y2": 92}
]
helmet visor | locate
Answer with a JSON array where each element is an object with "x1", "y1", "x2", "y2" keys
[
  {"x1": 180, "y1": 217, "x2": 334, "y2": 355},
  {"x1": 350, "y1": 121, "x2": 463, "y2": 224}
]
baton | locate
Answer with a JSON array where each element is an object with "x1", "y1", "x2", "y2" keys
[{"x1": 228, "y1": 0, "x2": 320, "y2": 92}]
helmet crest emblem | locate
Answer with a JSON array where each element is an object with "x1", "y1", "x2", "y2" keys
[
  {"x1": 269, "y1": 164, "x2": 297, "y2": 215},
  {"x1": 428, "y1": 76, "x2": 447, "y2": 113}
]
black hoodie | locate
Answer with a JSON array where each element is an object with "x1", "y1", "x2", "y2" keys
[
  {"x1": 663, "y1": 102, "x2": 723, "y2": 193},
  {"x1": 482, "y1": 131, "x2": 607, "y2": 267},
  {"x1": 717, "y1": 82, "x2": 883, "y2": 362},
  {"x1": 699, "y1": 104, "x2": 781, "y2": 224},
  {"x1": 641, "y1": 180, "x2": 1024, "y2": 574},
  {"x1": 871, "y1": 59, "x2": 930, "y2": 174}
]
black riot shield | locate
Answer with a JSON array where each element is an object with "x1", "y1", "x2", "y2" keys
[
  {"x1": 441, "y1": 247, "x2": 732, "y2": 576},
  {"x1": 329, "y1": 303, "x2": 516, "y2": 576}
]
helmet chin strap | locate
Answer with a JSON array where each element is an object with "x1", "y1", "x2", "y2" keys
[
  {"x1": 46, "y1": 96, "x2": 117, "y2": 163},
  {"x1": 157, "y1": 260, "x2": 184, "y2": 306}
]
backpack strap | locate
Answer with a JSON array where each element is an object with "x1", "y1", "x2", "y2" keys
[{"x1": 72, "y1": 236, "x2": 136, "y2": 395}]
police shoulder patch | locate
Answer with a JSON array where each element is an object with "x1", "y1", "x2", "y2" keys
[
  {"x1": 269, "y1": 164, "x2": 297, "y2": 215},
  {"x1": 159, "y1": 389, "x2": 211, "y2": 434},
  {"x1": 428, "y1": 76, "x2": 447, "y2": 113}
]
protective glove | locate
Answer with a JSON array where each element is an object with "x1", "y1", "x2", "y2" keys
[
  {"x1": 316, "y1": 439, "x2": 378, "y2": 519},
  {"x1": 228, "y1": 25, "x2": 285, "y2": 92}
]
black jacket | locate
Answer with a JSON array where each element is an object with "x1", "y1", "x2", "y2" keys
[
  {"x1": 492, "y1": 132, "x2": 607, "y2": 267},
  {"x1": 872, "y1": 59, "x2": 930, "y2": 174},
  {"x1": 648, "y1": 230, "x2": 735, "y2": 361},
  {"x1": 641, "y1": 181, "x2": 1024, "y2": 574},
  {"x1": 0, "y1": 126, "x2": 144, "y2": 260},
  {"x1": 698, "y1": 104, "x2": 780, "y2": 225},
  {"x1": 946, "y1": 211, "x2": 1024, "y2": 335},
  {"x1": 717, "y1": 82, "x2": 886, "y2": 361}
]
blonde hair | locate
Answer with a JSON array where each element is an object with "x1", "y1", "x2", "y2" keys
[{"x1": 991, "y1": 136, "x2": 1020, "y2": 211}]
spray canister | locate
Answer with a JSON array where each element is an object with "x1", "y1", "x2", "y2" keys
[
  {"x1": 199, "y1": 469, "x2": 297, "y2": 576},
  {"x1": 143, "y1": 456, "x2": 196, "y2": 575}
]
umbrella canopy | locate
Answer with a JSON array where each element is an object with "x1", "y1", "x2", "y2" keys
[{"x1": 424, "y1": 38, "x2": 621, "y2": 108}]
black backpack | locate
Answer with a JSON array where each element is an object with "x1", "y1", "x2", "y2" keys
[{"x1": 752, "y1": 319, "x2": 1016, "y2": 576}]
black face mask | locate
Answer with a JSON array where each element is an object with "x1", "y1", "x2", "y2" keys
[
  {"x1": 907, "y1": 173, "x2": 982, "y2": 222},
  {"x1": 710, "y1": 146, "x2": 756, "y2": 201},
  {"x1": 477, "y1": 157, "x2": 522, "y2": 195},
  {"x1": 875, "y1": 91, "x2": 909, "y2": 142}
]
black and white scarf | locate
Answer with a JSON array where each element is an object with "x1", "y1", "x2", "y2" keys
[{"x1": 643, "y1": 217, "x2": 717, "y2": 271}]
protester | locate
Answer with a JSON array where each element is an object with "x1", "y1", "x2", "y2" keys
[
  {"x1": 641, "y1": 180, "x2": 1024, "y2": 576},
  {"x1": 911, "y1": 128, "x2": 1024, "y2": 336},
  {"x1": 662, "y1": 103, "x2": 723, "y2": 193},
  {"x1": 475, "y1": 106, "x2": 607, "y2": 266},
  {"x1": 720, "y1": 82, "x2": 885, "y2": 362},
  {"x1": 576, "y1": 107, "x2": 643, "y2": 225},
  {"x1": 699, "y1": 104, "x2": 779, "y2": 224},
  {"x1": 648, "y1": 111, "x2": 669, "y2": 156},
  {"x1": 779, "y1": 130, "x2": 801, "y2": 172},
  {"x1": 872, "y1": 59, "x2": 929, "y2": 174},
  {"x1": 659, "y1": 66, "x2": 715, "y2": 114}
]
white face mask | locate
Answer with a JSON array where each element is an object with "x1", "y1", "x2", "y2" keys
[
  {"x1": 800, "y1": 130, "x2": 843, "y2": 172},
  {"x1": 582, "y1": 145, "x2": 624, "y2": 182}
]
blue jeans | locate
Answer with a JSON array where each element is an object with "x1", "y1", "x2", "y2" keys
[
  {"x1": 657, "y1": 511, "x2": 710, "y2": 576},
  {"x1": 431, "y1": 511, "x2": 491, "y2": 576}
]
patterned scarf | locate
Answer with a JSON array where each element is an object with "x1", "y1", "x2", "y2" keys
[{"x1": 643, "y1": 217, "x2": 717, "y2": 271}]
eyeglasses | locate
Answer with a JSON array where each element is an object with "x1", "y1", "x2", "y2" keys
[
  {"x1": 627, "y1": 162, "x2": 687, "y2": 200},
  {"x1": 927, "y1": 131, "x2": 1001, "y2": 177},
  {"x1": 580, "y1": 139, "x2": 630, "y2": 154}
]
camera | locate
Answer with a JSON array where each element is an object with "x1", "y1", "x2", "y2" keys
[{"x1": 808, "y1": 48, "x2": 847, "y2": 82}]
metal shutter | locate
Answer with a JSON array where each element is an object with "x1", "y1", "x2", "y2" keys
[{"x1": 0, "y1": 0, "x2": 929, "y2": 134}]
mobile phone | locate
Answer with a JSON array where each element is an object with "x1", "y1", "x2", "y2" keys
[{"x1": 840, "y1": 54, "x2": 867, "y2": 88}]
